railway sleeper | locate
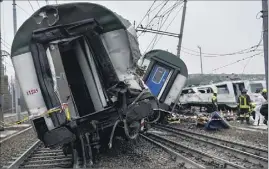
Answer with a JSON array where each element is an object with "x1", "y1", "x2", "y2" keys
[
  {"x1": 153, "y1": 125, "x2": 268, "y2": 168},
  {"x1": 155, "y1": 124, "x2": 268, "y2": 159},
  {"x1": 146, "y1": 133, "x2": 245, "y2": 169}
]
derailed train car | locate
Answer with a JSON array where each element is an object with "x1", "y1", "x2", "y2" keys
[
  {"x1": 11, "y1": 3, "x2": 160, "y2": 167},
  {"x1": 142, "y1": 50, "x2": 188, "y2": 111}
]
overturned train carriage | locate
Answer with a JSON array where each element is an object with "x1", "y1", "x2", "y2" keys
[{"x1": 11, "y1": 3, "x2": 160, "y2": 167}]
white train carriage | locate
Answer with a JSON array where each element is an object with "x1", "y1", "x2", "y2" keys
[
  {"x1": 179, "y1": 85, "x2": 217, "y2": 104},
  {"x1": 179, "y1": 79, "x2": 266, "y2": 112},
  {"x1": 248, "y1": 80, "x2": 266, "y2": 93}
]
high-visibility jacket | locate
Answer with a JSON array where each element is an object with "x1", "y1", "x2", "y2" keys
[
  {"x1": 238, "y1": 95, "x2": 251, "y2": 109},
  {"x1": 249, "y1": 102, "x2": 256, "y2": 112},
  {"x1": 212, "y1": 95, "x2": 217, "y2": 104}
]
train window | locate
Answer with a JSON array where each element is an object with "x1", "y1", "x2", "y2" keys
[
  {"x1": 237, "y1": 83, "x2": 245, "y2": 92},
  {"x1": 181, "y1": 89, "x2": 189, "y2": 94},
  {"x1": 188, "y1": 89, "x2": 195, "y2": 94},
  {"x1": 198, "y1": 89, "x2": 206, "y2": 93},
  {"x1": 250, "y1": 83, "x2": 263, "y2": 93},
  {"x1": 152, "y1": 67, "x2": 165, "y2": 84},
  {"x1": 207, "y1": 88, "x2": 213, "y2": 93},
  {"x1": 198, "y1": 87, "x2": 213, "y2": 93},
  {"x1": 216, "y1": 85, "x2": 229, "y2": 94}
]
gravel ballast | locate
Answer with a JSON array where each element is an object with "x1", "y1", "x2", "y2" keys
[
  {"x1": 0, "y1": 127, "x2": 38, "y2": 168},
  {"x1": 170, "y1": 122, "x2": 268, "y2": 148},
  {"x1": 92, "y1": 136, "x2": 188, "y2": 168},
  {"x1": 153, "y1": 130, "x2": 262, "y2": 168}
]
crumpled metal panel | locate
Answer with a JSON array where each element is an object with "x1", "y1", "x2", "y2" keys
[
  {"x1": 115, "y1": 13, "x2": 142, "y2": 65},
  {"x1": 100, "y1": 28, "x2": 142, "y2": 90}
]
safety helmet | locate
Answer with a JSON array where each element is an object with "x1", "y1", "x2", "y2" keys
[
  {"x1": 262, "y1": 89, "x2": 267, "y2": 93},
  {"x1": 242, "y1": 88, "x2": 247, "y2": 93},
  {"x1": 250, "y1": 102, "x2": 256, "y2": 108}
]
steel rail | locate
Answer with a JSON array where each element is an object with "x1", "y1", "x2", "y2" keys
[
  {"x1": 154, "y1": 125, "x2": 268, "y2": 168},
  {"x1": 145, "y1": 132, "x2": 247, "y2": 169},
  {"x1": 3, "y1": 140, "x2": 72, "y2": 169},
  {"x1": 155, "y1": 124, "x2": 268, "y2": 158},
  {"x1": 3, "y1": 140, "x2": 41, "y2": 169},
  {"x1": 20, "y1": 146, "x2": 72, "y2": 168},
  {"x1": 140, "y1": 134, "x2": 206, "y2": 169},
  {"x1": 0, "y1": 126, "x2": 33, "y2": 144}
]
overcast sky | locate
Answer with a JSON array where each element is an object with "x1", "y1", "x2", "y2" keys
[{"x1": 1, "y1": 0, "x2": 266, "y2": 79}]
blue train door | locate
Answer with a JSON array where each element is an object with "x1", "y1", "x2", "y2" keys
[{"x1": 146, "y1": 64, "x2": 170, "y2": 97}]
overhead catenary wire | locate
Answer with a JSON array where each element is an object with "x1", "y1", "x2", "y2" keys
[
  {"x1": 1, "y1": 41, "x2": 11, "y2": 50},
  {"x1": 16, "y1": 4, "x2": 31, "y2": 16},
  {"x1": 210, "y1": 52, "x2": 263, "y2": 73},
  {"x1": 135, "y1": 0, "x2": 157, "y2": 29},
  {"x1": 181, "y1": 43, "x2": 263, "y2": 57},
  {"x1": 242, "y1": 56, "x2": 253, "y2": 74},
  {"x1": 159, "y1": 0, "x2": 182, "y2": 16},
  {"x1": 256, "y1": 10, "x2": 263, "y2": 19},
  {"x1": 36, "y1": 0, "x2": 40, "y2": 8},
  {"x1": 28, "y1": 0, "x2": 35, "y2": 12},
  {"x1": 144, "y1": 16, "x2": 164, "y2": 52},
  {"x1": 1, "y1": 38, "x2": 11, "y2": 47},
  {"x1": 1, "y1": 38, "x2": 11, "y2": 49},
  {"x1": 150, "y1": 16, "x2": 164, "y2": 50},
  {"x1": 137, "y1": 0, "x2": 169, "y2": 37},
  {"x1": 137, "y1": 1, "x2": 168, "y2": 37},
  {"x1": 150, "y1": 4, "x2": 184, "y2": 51},
  {"x1": 143, "y1": 1, "x2": 183, "y2": 53},
  {"x1": 181, "y1": 25, "x2": 264, "y2": 58},
  {"x1": 181, "y1": 46, "x2": 263, "y2": 58}
]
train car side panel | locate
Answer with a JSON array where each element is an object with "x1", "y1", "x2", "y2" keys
[
  {"x1": 164, "y1": 74, "x2": 187, "y2": 106},
  {"x1": 12, "y1": 52, "x2": 54, "y2": 130}
]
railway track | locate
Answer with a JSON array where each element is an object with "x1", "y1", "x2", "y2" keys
[
  {"x1": 3, "y1": 141, "x2": 72, "y2": 169},
  {"x1": 3, "y1": 123, "x2": 267, "y2": 169},
  {"x1": 149, "y1": 123, "x2": 268, "y2": 168},
  {"x1": 140, "y1": 134, "x2": 206, "y2": 169},
  {"x1": 142, "y1": 132, "x2": 247, "y2": 169}
]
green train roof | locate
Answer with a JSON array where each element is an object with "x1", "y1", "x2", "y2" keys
[
  {"x1": 11, "y1": 2, "x2": 131, "y2": 56},
  {"x1": 144, "y1": 49, "x2": 188, "y2": 77}
]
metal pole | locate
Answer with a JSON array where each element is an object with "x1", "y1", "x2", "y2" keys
[
  {"x1": 176, "y1": 0, "x2": 187, "y2": 58},
  {"x1": 198, "y1": 46, "x2": 203, "y2": 74},
  {"x1": 0, "y1": 0, "x2": 4, "y2": 131},
  {"x1": 11, "y1": 76, "x2": 14, "y2": 114},
  {"x1": 13, "y1": 0, "x2": 20, "y2": 121},
  {"x1": 262, "y1": 0, "x2": 268, "y2": 91},
  {"x1": 171, "y1": 0, "x2": 188, "y2": 112},
  {"x1": 13, "y1": 0, "x2": 17, "y2": 37}
]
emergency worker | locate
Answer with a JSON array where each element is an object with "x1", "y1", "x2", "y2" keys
[
  {"x1": 261, "y1": 89, "x2": 267, "y2": 100},
  {"x1": 237, "y1": 89, "x2": 251, "y2": 124},
  {"x1": 251, "y1": 90, "x2": 267, "y2": 125},
  {"x1": 211, "y1": 92, "x2": 218, "y2": 111},
  {"x1": 260, "y1": 103, "x2": 268, "y2": 125},
  {"x1": 250, "y1": 102, "x2": 256, "y2": 121}
]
